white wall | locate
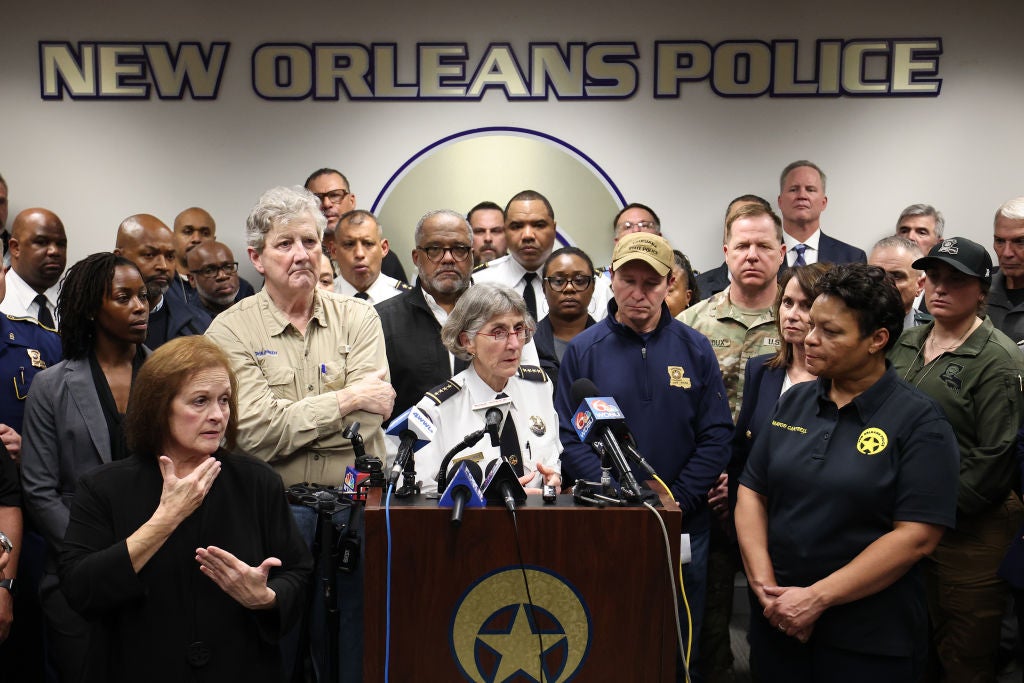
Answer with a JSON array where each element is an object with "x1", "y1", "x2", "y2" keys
[{"x1": 2, "y1": 0, "x2": 1022, "y2": 282}]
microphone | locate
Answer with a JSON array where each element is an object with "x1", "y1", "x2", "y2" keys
[
  {"x1": 570, "y1": 378, "x2": 642, "y2": 500},
  {"x1": 438, "y1": 461, "x2": 485, "y2": 527},
  {"x1": 434, "y1": 404, "x2": 508, "y2": 494},
  {"x1": 484, "y1": 406, "x2": 503, "y2": 448},
  {"x1": 482, "y1": 458, "x2": 527, "y2": 512},
  {"x1": 384, "y1": 406, "x2": 435, "y2": 489}
]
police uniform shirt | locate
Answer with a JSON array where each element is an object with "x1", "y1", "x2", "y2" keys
[
  {"x1": 413, "y1": 363, "x2": 561, "y2": 496},
  {"x1": 739, "y1": 366, "x2": 958, "y2": 656},
  {"x1": 0, "y1": 268, "x2": 60, "y2": 328},
  {"x1": 333, "y1": 272, "x2": 410, "y2": 306},
  {"x1": 478, "y1": 254, "x2": 611, "y2": 322},
  {"x1": 0, "y1": 314, "x2": 62, "y2": 433}
]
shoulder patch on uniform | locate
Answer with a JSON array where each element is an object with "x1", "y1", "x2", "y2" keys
[
  {"x1": 516, "y1": 365, "x2": 549, "y2": 383},
  {"x1": 394, "y1": 281, "x2": 413, "y2": 291},
  {"x1": 472, "y1": 261, "x2": 490, "y2": 273},
  {"x1": 423, "y1": 378, "x2": 463, "y2": 405},
  {"x1": 5, "y1": 314, "x2": 57, "y2": 333}
]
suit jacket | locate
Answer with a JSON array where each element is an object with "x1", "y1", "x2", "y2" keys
[
  {"x1": 778, "y1": 232, "x2": 866, "y2": 279},
  {"x1": 729, "y1": 353, "x2": 786, "y2": 510},
  {"x1": 21, "y1": 352, "x2": 149, "y2": 555},
  {"x1": 695, "y1": 262, "x2": 729, "y2": 301}
]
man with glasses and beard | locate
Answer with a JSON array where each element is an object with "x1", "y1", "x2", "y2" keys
[
  {"x1": 376, "y1": 210, "x2": 477, "y2": 420},
  {"x1": 185, "y1": 241, "x2": 255, "y2": 318}
]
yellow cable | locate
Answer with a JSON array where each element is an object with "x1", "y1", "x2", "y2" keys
[{"x1": 650, "y1": 473, "x2": 693, "y2": 670}]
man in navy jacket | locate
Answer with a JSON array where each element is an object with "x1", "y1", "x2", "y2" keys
[{"x1": 556, "y1": 232, "x2": 733, "y2": 671}]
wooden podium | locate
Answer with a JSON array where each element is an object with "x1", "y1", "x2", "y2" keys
[{"x1": 363, "y1": 487, "x2": 681, "y2": 682}]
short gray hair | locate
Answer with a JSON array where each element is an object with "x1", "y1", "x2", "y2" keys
[
  {"x1": 414, "y1": 209, "x2": 472, "y2": 246},
  {"x1": 896, "y1": 204, "x2": 945, "y2": 238},
  {"x1": 872, "y1": 235, "x2": 923, "y2": 261},
  {"x1": 779, "y1": 160, "x2": 827, "y2": 193},
  {"x1": 246, "y1": 186, "x2": 326, "y2": 252},
  {"x1": 441, "y1": 283, "x2": 535, "y2": 361},
  {"x1": 997, "y1": 197, "x2": 1024, "y2": 222}
]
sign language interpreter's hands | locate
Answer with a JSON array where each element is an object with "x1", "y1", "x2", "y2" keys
[
  {"x1": 195, "y1": 546, "x2": 279, "y2": 610},
  {"x1": 153, "y1": 455, "x2": 221, "y2": 527}
]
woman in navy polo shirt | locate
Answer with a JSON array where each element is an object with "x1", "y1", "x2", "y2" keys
[{"x1": 735, "y1": 264, "x2": 959, "y2": 682}]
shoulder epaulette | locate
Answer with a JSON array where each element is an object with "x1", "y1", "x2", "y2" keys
[
  {"x1": 423, "y1": 378, "x2": 462, "y2": 405},
  {"x1": 516, "y1": 365, "x2": 549, "y2": 383},
  {"x1": 394, "y1": 281, "x2": 413, "y2": 291},
  {"x1": 5, "y1": 314, "x2": 58, "y2": 333},
  {"x1": 472, "y1": 261, "x2": 490, "y2": 273}
]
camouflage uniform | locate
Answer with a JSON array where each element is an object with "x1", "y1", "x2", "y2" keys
[{"x1": 679, "y1": 286, "x2": 779, "y2": 421}]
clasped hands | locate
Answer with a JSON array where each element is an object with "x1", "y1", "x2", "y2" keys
[{"x1": 758, "y1": 584, "x2": 826, "y2": 644}]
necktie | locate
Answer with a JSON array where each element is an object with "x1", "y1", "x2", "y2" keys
[
  {"x1": 33, "y1": 294, "x2": 55, "y2": 328},
  {"x1": 496, "y1": 393, "x2": 524, "y2": 476},
  {"x1": 354, "y1": 291, "x2": 369, "y2": 300},
  {"x1": 521, "y1": 272, "x2": 538, "y2": 320},
  {"x1": 793, "y1": 244, "x2": 807, "y2": 267}
]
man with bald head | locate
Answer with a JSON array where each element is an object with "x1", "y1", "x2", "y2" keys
[
  {"x1": 115, "y1": 214, "x2": 211, "y2": 348},
  {"x1": 0, "y1": 209, "x2": 67, "y2": 328},
  {"x1": 185, "y1": 241, "x2": 255, "y2": 317},
  {"x1": 171, "y1": 206, "x2": 216, "y2": 302}
]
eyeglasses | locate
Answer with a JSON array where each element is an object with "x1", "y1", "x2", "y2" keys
[
  {"x1": 617, "y1": 220, "x2": 659, "y2": 234},
  {"x1": 416, "y1": 245, "x2": 472, "y2": 262},
  {"x1": 544, "y1": 274, "x2": 595, "y2": 291},
  {"x1": 312, "y1": 189, "x2": 351, "y2": 205},
  {"x1": 190, "y1": 262, "x2": 238, "y2": 278},
  {"x1": 476, "y1": 325, "x2": 532, "y2": 344}
]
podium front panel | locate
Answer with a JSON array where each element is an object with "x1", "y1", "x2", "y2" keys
[{"x1": 364, "y1": 490, "x2": 681, "y2": 682}]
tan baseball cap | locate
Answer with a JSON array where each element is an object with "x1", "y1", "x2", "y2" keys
[{"x1": 611, "y1": 232, "x2": 673, "y2": 276}]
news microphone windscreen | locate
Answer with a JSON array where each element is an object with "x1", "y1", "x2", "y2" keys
[
  {"x1": 384, "y1": 405, "x2": 435, "y2": 450},
  {"x1": 482, "y1": 458, "x2": 528, "y2": 505},
  {"x1": 571, "y1": 378, "x2": 600, "y2": 406},
  {"x1": 438, "y1": 461, "x2": 487, "y2": 509}
]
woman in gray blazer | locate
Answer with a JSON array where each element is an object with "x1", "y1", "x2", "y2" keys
[{"x1": 21, "y1": 252, "x2": 150, "y2": 682}]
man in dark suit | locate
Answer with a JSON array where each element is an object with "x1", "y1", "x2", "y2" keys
[
  {"x1": 114, "y1": 214, "x2": 212, "y2": 348},
  {"x1": 777, "y1": 160, "x2": 866, "y2": 269}
]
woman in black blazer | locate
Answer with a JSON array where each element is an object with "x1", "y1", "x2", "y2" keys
[{"x1": 729, "y1": 263, "x2": 829, "y2": 506}]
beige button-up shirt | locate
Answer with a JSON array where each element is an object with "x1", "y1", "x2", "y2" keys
[{"x1": 206, "y1": 288, "x2": 388, "y2": 487}]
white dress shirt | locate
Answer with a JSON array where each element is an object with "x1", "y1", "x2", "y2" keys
[
  {"x1": 783, "y1": 228, "x2": 822, "y2": 266},
  {"x1": 0, "y1": 267, "x2": 60, "y2": 328},
  {"x1": 333, "y1": 272, "x2": 406, "y2": 305}
]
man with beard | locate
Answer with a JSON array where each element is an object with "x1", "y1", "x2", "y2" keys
[
  {"x1": 185, "y1": 241, "x2": 255, "y2": 317},
  {"x1": 376, "y1": 210, "x2": 476, "y2": 418},
  {"x1": 468, "y1": 200, "x2": 507, "y2": 265},
  {"x1": 0, "y1": 209, "x2": 67, "y2": 328},
  {"x1": 114, "y1": 214, "x2": 211, "y2": 348}
]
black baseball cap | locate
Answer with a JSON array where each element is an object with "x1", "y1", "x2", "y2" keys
[{"x1": 912, "y1": 236, "x2": 992, "y2": 285}]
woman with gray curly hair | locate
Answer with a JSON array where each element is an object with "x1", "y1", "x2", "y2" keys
[{"x1": 413, "y1": 283, "x2": 562, "y2": 496}]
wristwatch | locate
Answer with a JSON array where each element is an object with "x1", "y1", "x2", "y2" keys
[{"x1": 0, "y1": 578, "x2": 14, "y2": 595}]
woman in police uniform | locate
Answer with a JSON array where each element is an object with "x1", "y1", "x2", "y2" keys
[
  {"x1": 735, "y1": 264, "x2": 959, "y2": 681},
  {"x1": 414, "y1": 283, "x2": 561, "y2": 496}
]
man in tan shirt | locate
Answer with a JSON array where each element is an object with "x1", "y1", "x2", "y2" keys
[{"x1": 205, "y1": 185, "x2": 394, "y2": 683}]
